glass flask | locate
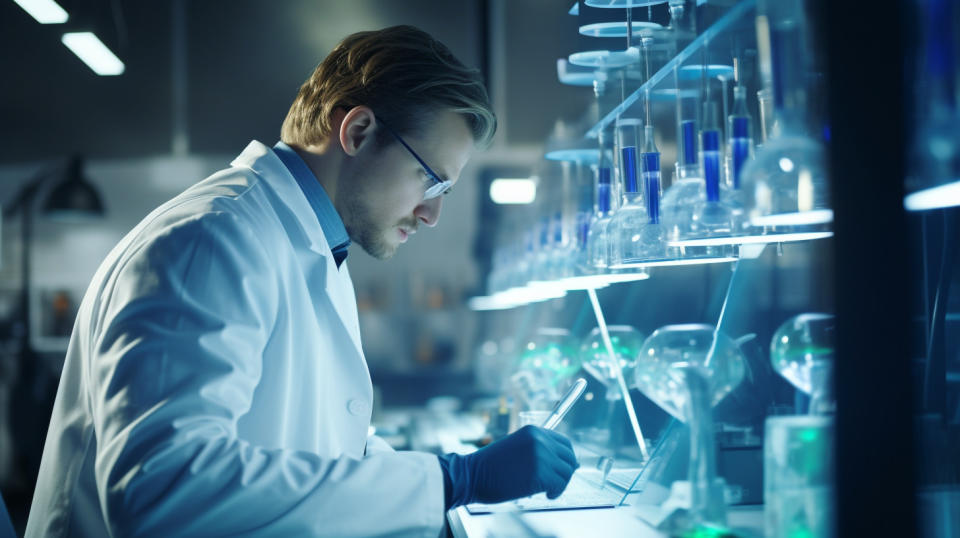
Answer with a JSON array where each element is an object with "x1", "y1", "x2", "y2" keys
[
  {"x1": 580, "y1": 325, "x2": 646, "y2": 401},
  {"x1": 633, "y1": 324, "x2": 748, "y2": 531},
  {"x1": 904, "y1": 0, "x2": 960, "y2": 211},
  {"x1": 613, "y1": 125, "x2": 666, "y2": 265},
  {"x1": 740, "y1": 0, "x2": 832, "y2": 229},
  {"x1": 586, "y1": 167, "x2": 614, "y2": 268},
  {"x1": 687, "y1": 101, "x2": 742, "y2": 240},
  {"x1": 610, "y1": 127, "x2": 648, "y2": 266},
  {"x1": 511, "y1": 328, "x2": 581, "y2": 410},
  {"x1": 770, "y1": 313, "x2": 835, "y2": 415}
]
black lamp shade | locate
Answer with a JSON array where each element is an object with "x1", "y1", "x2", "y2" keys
[{"x1": 42, "y1": 157, "x2": 105, "y2": 218}]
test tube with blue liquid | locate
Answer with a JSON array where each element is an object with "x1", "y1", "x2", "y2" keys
[
  {"x1": 727, "y1": 85, "x2": 753, "y2": 191},
  {"x1": 610, "y1": 120, "x2": 650, "y2": 266}
]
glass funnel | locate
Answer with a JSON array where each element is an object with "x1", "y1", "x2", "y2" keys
[
  {"x1": 511, "y1": 328, "x2": 581, "y2": 410},
  {"x1": 770, "y1": 313, "x2": 835, "y2": 415},
  {"x1": 633, "y1": 324, "x2": 747, "y2": 531}
]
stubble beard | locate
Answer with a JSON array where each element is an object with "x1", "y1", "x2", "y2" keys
[{"x1": 342, "y1": 195, "x2": 397, "y2": 260}]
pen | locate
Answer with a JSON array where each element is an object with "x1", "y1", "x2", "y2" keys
[{"x1": 541, "y1": 378, "x2": 588, "y2": 430}]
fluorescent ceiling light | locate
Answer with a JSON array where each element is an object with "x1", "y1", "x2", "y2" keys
[
  {"x1": 490, "y1": 178, "x2": 536, "y2": 205},
  {"x1": 751, "y1": 209, "x2": 834, "y2": 227},
  {"x1": 61, "y1": 32, "x2": 125, "y2": 75},
  {"x1": 13, "y1": 0, "x2": 68, "y2": 23},
  {"x1": 904, "y1": 180, "x2": 960, "y2": 211}
]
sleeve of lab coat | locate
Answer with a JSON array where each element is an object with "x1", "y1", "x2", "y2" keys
[{"x1": 90, "y1": 211, "x2": 445, "y2": 537}]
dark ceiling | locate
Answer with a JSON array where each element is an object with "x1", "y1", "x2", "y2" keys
[{"x1": 0, "y1": 0, "x2": 592, "y2": 165}]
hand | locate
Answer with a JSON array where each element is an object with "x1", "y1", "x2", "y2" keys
[{"x1": 437, "y1": 425, "x2": 579, "y2": 508}]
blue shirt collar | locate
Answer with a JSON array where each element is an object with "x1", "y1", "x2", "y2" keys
[{"x1": 273, "y1": 141, "x2": 350, "y2": 267}]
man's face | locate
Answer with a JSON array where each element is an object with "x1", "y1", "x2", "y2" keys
[{"x1": 337, "y1": 109, "x2": 475, "y2": 259}]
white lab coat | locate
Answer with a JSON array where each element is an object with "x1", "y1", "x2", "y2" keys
[{"x1": 25, "y1": 141, "x2": 446, "y2": 537}]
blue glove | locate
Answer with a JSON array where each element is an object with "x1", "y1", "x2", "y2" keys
[{"x1": 437, "y1": 425, "x2": 579, "y2": 509}]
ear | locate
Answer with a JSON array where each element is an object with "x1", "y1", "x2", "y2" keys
[{"x1": 338, "y1": 106, "x2": 376, "y2": 157}]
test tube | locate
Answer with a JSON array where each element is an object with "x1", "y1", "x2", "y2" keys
[
  {"x1": 641, "y1": 126, "x2": 662, "y2": 225},
  {"x1": 675, "y1": 65, "x2": 701, "y2": 180},
  {"x1": 701, "y1": 102, "x2": 722, "y2": 203},
  {"x1": 727, "y1": 85, "x2": 753, "y2": 189}
]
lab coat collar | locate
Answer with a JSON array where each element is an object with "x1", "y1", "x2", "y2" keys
[
  {"x1": 230, "y1": 141, "x2": 365, "y2": 357},
  {"x1": 231, "y1": 140, "x2": 332, "y2": 257}
]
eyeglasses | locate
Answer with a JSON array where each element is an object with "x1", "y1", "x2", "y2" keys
[{"x1": 377, "y1": 118, "x2": 452, "y2": 200}]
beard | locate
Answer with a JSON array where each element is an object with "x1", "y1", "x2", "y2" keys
[{"x1": 341, "y1": 195, "x2": 418, "y2": 260}]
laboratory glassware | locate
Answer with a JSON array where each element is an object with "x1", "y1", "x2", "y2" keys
[
  {"x1": 633, "y1": 324, "x2": 747, "y2": 531},
  {"x1": 511, "y1": 328, "x2": 581, "y2": 410},
  {"x1": 541, "y1": 377, "x2": 588, "y2": 430},
  {"x1": 581, "y1": 325, "x2": 646, "y2": 401},
  {"x1": 904, "y1": 0, "x2": 960, "y2": 211},
  {"x1": 739, "y1": 0, "x2": 832, "y2": 229},
  {"x1": 770, "y1": 313, "x2": 835, "y2": 415},
  {"x1": 764, "y1": 415, "x2": 835, "y2": 538},
  {"x1": 611, "y1": 125, "x2": 667, "y2": 266},
  {"x1": 587, "y1": 167, "x2": 615, "y2": 269},
  {"x1": 580, "y1": 325, "x2": 646, "y2": 453},
  {"x1": 726, "y1": 84, "x2": 754, "y2": 191}
]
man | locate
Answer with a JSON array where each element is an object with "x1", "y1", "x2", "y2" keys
[{"x1": 25, "y1": 25, "x2": 577, "y2": 537}]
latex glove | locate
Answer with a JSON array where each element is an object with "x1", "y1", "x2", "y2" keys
[{"x1": 437, "y1": 425, "x2": 579, "y2": 509}]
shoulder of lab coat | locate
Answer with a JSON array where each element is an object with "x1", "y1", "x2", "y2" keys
[
  {"x1": 26, "y1": 142, "x2": 446, "y2": 538},
  {"x1": 365, "y1": 434, "x2": 397, "y2": 455}
]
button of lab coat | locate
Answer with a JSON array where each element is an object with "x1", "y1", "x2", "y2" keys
[{"x1": 347, "y1": 399, "x2": 369, "y2": 416}]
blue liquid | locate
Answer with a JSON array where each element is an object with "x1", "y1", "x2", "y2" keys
[
  {"x1": 731, "y1": 116, "x2": 749, "y2": 139},
  {"x1": 598, "y1": 167, "x2": 612, "y2": 214},
  {"x1": 731, "y1": 137, "x2": 750, "y2": 190},
  {"x1": 681, "y1": 120, "x2": 698, "y2": 165},
  {"x1": 702, "y1": 130, "x2": 720, "y2": 203},
  {"x1": 622, "y1": 146, "x2": 639, "y2": 193},
  {"x1": 642, "y1": 152, "x2": 661, "y2": 224},
  {"x1": 577, "y1": 212, "x2": 591, "y2": 247}
]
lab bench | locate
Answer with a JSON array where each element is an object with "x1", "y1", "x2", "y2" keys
[{"x1": 448, "y1": 501, "x2": 764, "y2": 538}]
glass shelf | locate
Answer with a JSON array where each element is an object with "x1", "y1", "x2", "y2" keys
[
  {"x1": 676, "y1": 63, "x2": 735, "y2": 80},
  {"x1": 557, "y1": 59, "x2": 599, "y2": 87},
  {"x1": 579, "y1": 21, "x2": 666, "y2": 38},
  {"x1": 585, "y1": 0, "x2": 668, "y2": 8},
  {"x1": 586, "y1": 0, "x2": 756, "y2": 139},
  {"x1": 568, "y1": 48, "x2": 641, "y2": 69},
  {"x1": 545, "y1": 148, "x2": 610, "y2": 164}
]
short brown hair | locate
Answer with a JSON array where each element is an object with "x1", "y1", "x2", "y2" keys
[{"x1": 281, "y1": 25, "x2": 496, "y2": 149}]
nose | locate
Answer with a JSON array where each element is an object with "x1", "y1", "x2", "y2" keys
[{"x1": 414, "y1": 196, "x2": 443, "y2": 227}]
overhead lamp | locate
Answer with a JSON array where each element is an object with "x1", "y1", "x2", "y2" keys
[
  {"x1": 61, "y1": 32, "x2": 125, "y2": 76},
  {"x1": 43, "y1": 156, "x2": 106, "y2": 220},
  {"x1": 12, "y1": 0, "x2": 68, "y2": 24}
]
